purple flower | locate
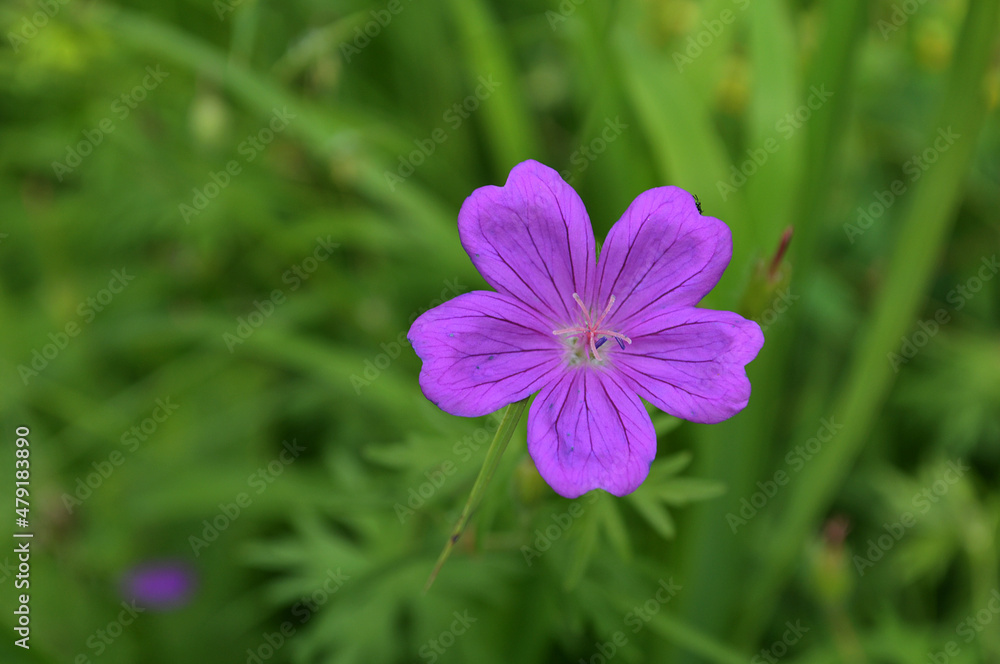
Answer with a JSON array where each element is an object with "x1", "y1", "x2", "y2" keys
[
  {"x1": 121, "y1": 560, "x2": 196, "y2": 610},
  {"x1": 408, "y1": 160, "x2": 763, "y2": 498}
]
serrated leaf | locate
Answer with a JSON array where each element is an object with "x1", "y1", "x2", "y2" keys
[
  {"x1": 652, "y1": 412, "x2": 684, "y2": 437},
  {"x1": 598, "y1": 494, "x2": 633, "y2": 561},
  {"x1": 564, "y1": 511, "x2": 599, "y2": 591},
  {"x1": 648, "y1": 451, "x2": 694, "y2": 482},
  {"x1": 656, "y1": 478, "x2": 727, "y2": 506},
  {"x1": 360, "y1": 442, "x2": 416, "y2": 468},
  {"x1": 627, "y1": 491, "x2": 676, "y2": 540}
]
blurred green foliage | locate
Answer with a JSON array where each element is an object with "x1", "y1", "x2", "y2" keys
[{"x1": 1, "y1": 0, "x2": 999, "y2": 663}]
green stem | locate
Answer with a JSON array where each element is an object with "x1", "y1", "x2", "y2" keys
[{"x1": 423, "y1": 398, "x2": 529, "y2": 592}]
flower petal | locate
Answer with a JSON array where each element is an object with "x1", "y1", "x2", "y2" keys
[
  {"x1": 408, "y1": 291, "x2": 564, "y2": 417},
  {"x1": 613, "y1": 308, "x2": 764, "y2": 424},
  {"x1": 527, "y1": 368, "x2": 656, "y2": 498},
  {"x1": 596, "y1": 187, "x2": 732, "y2": 326},
  {"x1": 458, "y1": 159, "x2": 596, "y2": 326}
]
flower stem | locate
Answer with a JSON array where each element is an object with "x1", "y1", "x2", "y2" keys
[{"x1": 423, "y1": 397, "x2": 529, "y2": 592}]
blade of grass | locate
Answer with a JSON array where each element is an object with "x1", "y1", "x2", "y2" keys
[
  {"x1": 444, "y1": 0, "x2": 538, "y2": 173},
  {"x1": 228, "y1": 0, "x2": 260, "y2": 67},
  {"x1": 736, "y1": 0, "x2": 1000, "y2": 643},
  {"x1": 82, "y1": 6, "x2": 474, "y2": 275},
  {"x1": 670, "y1": 5, "x2": 799, "y2": 659},
  {"x1": 790, "y1": 0, "x2": 868, "y2": 273},
  {"x1": 80, "y1": 4, "x2": 410, "y2": 157},
  {"x1": 613, "y1": 27, "x2": 755, "y2": 304},
  {"x1": 744, "y1": 0, "x2": 802, "y2": 242}
]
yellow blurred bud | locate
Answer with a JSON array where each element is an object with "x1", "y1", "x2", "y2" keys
[
  {"x1": 716, "y1": 55, "x2": 750, "y2": 116},
  {"x1": 188, "y1": 92, "x2": 232, "y2": 148},
  {"x1": 511, "y1": 455, "x2": 548, "y2": 507},
  {"x1": 914, "y1": 19, "x2": 952, "y2": 71}
]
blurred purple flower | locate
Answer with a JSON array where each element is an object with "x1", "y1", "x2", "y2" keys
[
  {"x1": 121, "y1": 560, "x2": 196, "y2": 610},
  {"x1": 408, "y1": 160, "x2": 764, "y2": 498}
]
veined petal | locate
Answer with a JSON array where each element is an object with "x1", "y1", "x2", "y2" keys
[
  {"x1": 613, "y1": 308, "x2": 764, "y2": 424},
  {"x1": 527, "y1": 368, "x2": 656, "y2": 498},
  {"x1": 458, "y1": 160, "x2": 596, "y2": 325},
  {"x1": 596, "y1": 187, "x2": 732, "y2": 326},
  {"x1": 408, "y1": 291, "x2": 564, "y2": 417}
]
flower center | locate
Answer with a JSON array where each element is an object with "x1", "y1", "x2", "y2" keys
[{"x1": 553, "y1": 293, "x2": 632, "y2": 362}]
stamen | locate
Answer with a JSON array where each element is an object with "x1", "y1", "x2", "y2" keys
[
  {"x1": 593, "y1": 295, "x2": 616, "y2": 329},
  {"x1": 571, "y1": 292, "x2": 591, "y2": 324},
  {"x1": 553, "y1": 292, "x2": 632, "y2": 362}
]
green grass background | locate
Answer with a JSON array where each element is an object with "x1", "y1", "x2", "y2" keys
[{"x1": 2, "y1": 0, "x2": 1000, "y2": 662}]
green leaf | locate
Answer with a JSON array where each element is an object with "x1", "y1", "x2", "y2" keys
[
  {"x1": 563, "y1": 508, "x2": 599, "y2": 591},
  {"x1": 597, "y1": 493, "x2": 633, "y2": 561},
  {"x1": 627, "y1": 491, "x2": 676, "y2": 540},
  {"x1": 655, "y1": 478, "x2": 727, "y2": 505},
  {"x1": 652, "y1": 412, "x2": 685, "y2": 437}
]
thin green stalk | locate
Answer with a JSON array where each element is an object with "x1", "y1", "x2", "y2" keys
[{"x1": 424, "y1": 398, "x2": 529, "y2": 592}]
